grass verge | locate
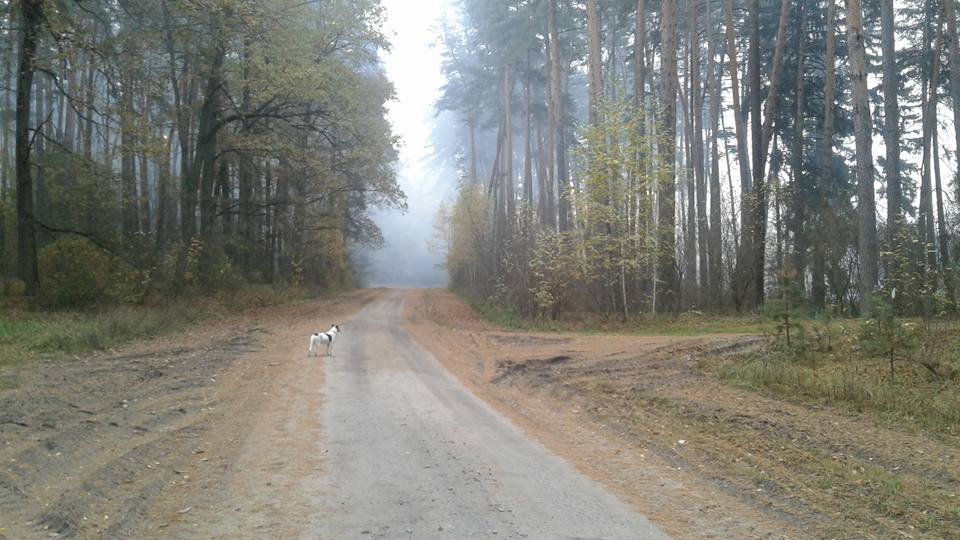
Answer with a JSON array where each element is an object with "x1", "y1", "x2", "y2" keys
[
  {"x1": 0, "y1": 285, "x2": 323, "y2": 371},
  {"x1": 715, "y1": 322, "x2": 960, "y2": 438},
  {"x1": 461, "y1": 293, "x2": 766, "y2": 335}
]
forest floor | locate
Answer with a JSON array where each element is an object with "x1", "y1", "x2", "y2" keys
[{"x1": 405, "y1": 289, "x2": 960, "y2": 540}]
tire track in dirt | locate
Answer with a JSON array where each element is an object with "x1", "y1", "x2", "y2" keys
[
  {"x1": 0, "y1": 289, "x2": 377, "y2": 539},
  {"x1": 404, "y1": 289, "x2": 960, "y2": 539}
]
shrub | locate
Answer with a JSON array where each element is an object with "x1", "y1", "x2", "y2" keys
[{"x1": 38, "y1": 237, "x2": 145, "y2": 308}]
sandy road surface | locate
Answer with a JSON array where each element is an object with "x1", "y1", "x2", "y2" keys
[{"x1": 315, "y1": 291, "x2": 669, "y2": 539}]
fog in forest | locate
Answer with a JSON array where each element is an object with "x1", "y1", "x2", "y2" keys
[{"x1": 359, "y1": 0, "x2": 452, "y2": 288}]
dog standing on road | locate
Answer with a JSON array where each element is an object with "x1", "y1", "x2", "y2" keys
[{"x1": 308, "y1": 324, "x2": 341, "y2": 357}]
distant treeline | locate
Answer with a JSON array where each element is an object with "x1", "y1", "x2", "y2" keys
[
  {"x1": 0, "y1": 0, "x2": 403, "y2": 306},
  {"x1": 435, "y1": 0, "x2": 957, "y2": 319}
]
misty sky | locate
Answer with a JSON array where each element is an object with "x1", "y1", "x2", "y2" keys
[{"x1": 363, "y1": 0, "x2": 453, "y2": 288}]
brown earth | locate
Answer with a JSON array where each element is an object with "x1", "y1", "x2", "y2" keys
[
  {"x1": 0, "y1": 289, "x2": 378, "y2": 539},
  {"x1": 3, "y1": 287, "x2": 956, "y2": 539},
  {"x1": 403, "y1": 289, "x2": 960, "y2": 540}
]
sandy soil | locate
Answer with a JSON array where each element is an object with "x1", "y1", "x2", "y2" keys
[
  {"x1": 403, "y1": 289, "x2": 960, "y2": 540},
  {"x1": 4, "y1": 287, "x2": 955, "y2": 539},
  {"x1": 0, "y1": 289, "x2": 377, "y2": 539}
]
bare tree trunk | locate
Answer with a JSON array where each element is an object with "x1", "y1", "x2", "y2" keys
[
  {"x1": 83, "y1": 22, "x2": 96, "y2": 161},
  {"x1": 138, "y1": 91, "x2": 152, "y2": 236},
  {"x1": 635, "y1": 0, "x2": 646, "y2": 112},
  {"x1": 691, "y1": 0, "x2": 708, "y2": 306},
  {"x1": 723, "y1": 0, "x2": 752, "y2": 308},
  {"x1": 63, "y1": 58, "x2": 76, "y2": 153},
  {"x1": 747, "y1": 0, "x2": 792, "y2": 307},
  {"x1": 947, "y1": 0, "x2": 960, "y2": 189},
  {"x1": 812, "y1": 0, "x2": 837, "y2": 310},
  {"x1": 846, "y1": 0, "x2": 880, "y2": 312},
  {"x1": 504, "y1": 67, "x2": 515, "y2": 227},
  {"x1": 791, "y1": 2, "x2": 807, "y2": 282},
  {"x1": 16, "y1": 0, "x2": 43, "y2": 294},
  {"x1": 707, "y1": 0, "x2": 723, "y2": 308},
  {"x1": 155, "y1": 126, "x2": 175, "y2": 253},
  {"x1": 586, "y1": 0, "x2": 602, "y2": 127},
  {"x1": 881, "y1": 0, "x2": 901, "y2": 242},
  {"x1": 548, "y1": 0, "x2": 570, "y2": 231},
  {"x1": 657, "y1": 0, "x2": 679, "y2": 313},
  {"x1": 943, "y1": 0, "x2": 960, "y2": 308},
  {"x1": 120, "y1": 35, "x2": 139, "y2": 237},
  {"x1": 522, "y1": 51, "x2": 533, "y2": 210}
]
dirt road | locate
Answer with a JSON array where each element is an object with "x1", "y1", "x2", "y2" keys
[
  {"x1": 314, "y1": 291, "x2": 668, "y2": 539},
  {"x1": 1, "y1": 289, "x2": 671, "y2": 539}
]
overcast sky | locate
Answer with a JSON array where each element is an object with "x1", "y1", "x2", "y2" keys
[{"x1": 361, "y1": 0, "x2": 453, "y2": 288}]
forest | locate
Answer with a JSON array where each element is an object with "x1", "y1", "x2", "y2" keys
[
  {"x1": 0, "y1": 0, "x2": 404, "y2": 307},
  {"x1": 434, "y1": 0, "x2": 960, "y2": 320}
]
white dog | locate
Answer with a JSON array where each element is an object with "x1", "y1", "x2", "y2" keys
[{"x1": 308, "y1": 324, "x2": 341, "y2": 357}]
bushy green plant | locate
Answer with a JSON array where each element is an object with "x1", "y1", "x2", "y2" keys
[
  {"x1": 859, "y1": 295, "x2": 917, "y2": 381},
  {"x1": 765, "y1": 269, "x2": 808, "y2": 357},
  {"x1": 38, "y1": 237, "x2": 145, "y2": 308}
]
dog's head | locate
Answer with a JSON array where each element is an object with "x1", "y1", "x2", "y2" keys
[{"x1": 329, "y1": 324, "x2": 341, "y2": 334}]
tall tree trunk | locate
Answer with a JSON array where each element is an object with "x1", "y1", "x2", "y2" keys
[
  {"x1": 723, "y1": 0, "x2": 752, "y2": 308},
  {"x1": 791, "y1": 2, "x2": 807, "y2": 283},
  {"x1": 155, "y1": 126, "x2": 175, "y2": 253},
  {"x1": 707, "y1": 0, "x2": 723, "y2": 308},
  {"x1": 522, "y1": 51, "x2": 534, "y2": 210},
  {"x1": 635, "y1": 0, "x2": 646, "y2": 112},
  {"x1": 503, "y1": 67, "x2": 515, "y2": 227},
  {"x1": 881, "y1": 0, "x2": 901, "y2": 241},
  {"x1": 944, "y1": 0, "x2": 960, "y2": 308},
  {"x1": 15, "y1": 0, "x2": 43, "y2": 294},
  {"x1": 747, "y1": 0, "x2": 792, "y2": 307},
  {"x1": 813, "y1": 0, "x2": 837, "y2": 310},
  {"x1": 657, "y1": 0, "x2": 679, "y2": 313},
  {"x1": 920, "y1": 0, "x2": 943, "y2": 270},
  {"x1": 468, "y1": 114, "x2": 478, "y2": 185},
  {"x1": 947, "y1": 0, "x2": 960, "y2": 200},
  {"x1": 586, "y1": 0, "x2": 603, "y2": 127},
  {"x1": 933, "y1": 120, "x2": 956, "y2": 308},
  {"x1": 548, "y1": 0, "x2": 570, "y2": 231},
  {"x1": 63, "y1": 59, "x2": 76, "y2": 153},
  {"x1": 846, "y1": 0, "x2": 880, "y2": 312},
  {"x1": 691, "y1": 0, "x2": 708, "y2": 306},
  {"x1": 82, "y1": 20, "x2": 97, "y2": 162}
]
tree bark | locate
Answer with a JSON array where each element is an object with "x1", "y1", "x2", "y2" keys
[
  {"x1": 691, "y1": 0, "x2": 709, "y2": 306},
  {"x1": 657, "y1": 0, "x2": 678, "y2": 313},
  {"x1": 548, "y1": 0, "x2": 570, "y2": 232},
  {"x1": 586, "y1": 0, "x2": 602, "y2": 127},
  {"x1": 15, "y1": 0, "x2": 43, "y2": 294},
  {"x1": 791, "y1": 2, "x2": 807, "y2": 282},
  {"x1": 812, "y1": 0, "x2": 837, "y2": 310},
  {"x1": 707, "y1": 0, "x2": 723, "y2": 308},
  {"x1": 881, "y1": 0, "x2": 901, "y2": 240},
  {"x1": 846, "y1": 0, "x2": 880, "y2": 312},
  {"x1": 522, "y1": 51, "x2": 534, "y2": 210}
]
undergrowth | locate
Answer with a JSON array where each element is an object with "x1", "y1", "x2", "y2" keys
[{"x1": 0, "y1": 284, "x2": 322, "y2": 370}]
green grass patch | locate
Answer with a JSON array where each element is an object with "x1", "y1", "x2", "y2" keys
[
  {"x1": 718, "y1": 330, "x2": 960, "y2": 437},
  {"x1": 0, "y1": 284, "x2": 324, "y2": 371},
  {"x1": 458, "y1": 291, "x2": 765, "y2": 336}
]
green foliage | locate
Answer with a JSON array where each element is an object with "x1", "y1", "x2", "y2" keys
[
  {"x1": 529, "y1": 230, "x2": 586, "y2": 319},
  {"x1": 38, "y1": 238, "x2": 146, "y2": 308},
  {"x1": 438, "y1": 180, "x2": 494, "y2": 294},
  {"x1": 859, "y1": 295, "x2": 918, "y2": 380},
  {"x1": 720, "y1": 349, "x2": 960, "y2": 435},
  {"x1": 764, "y1": 269, "x2": 806, "y2": 349}
]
